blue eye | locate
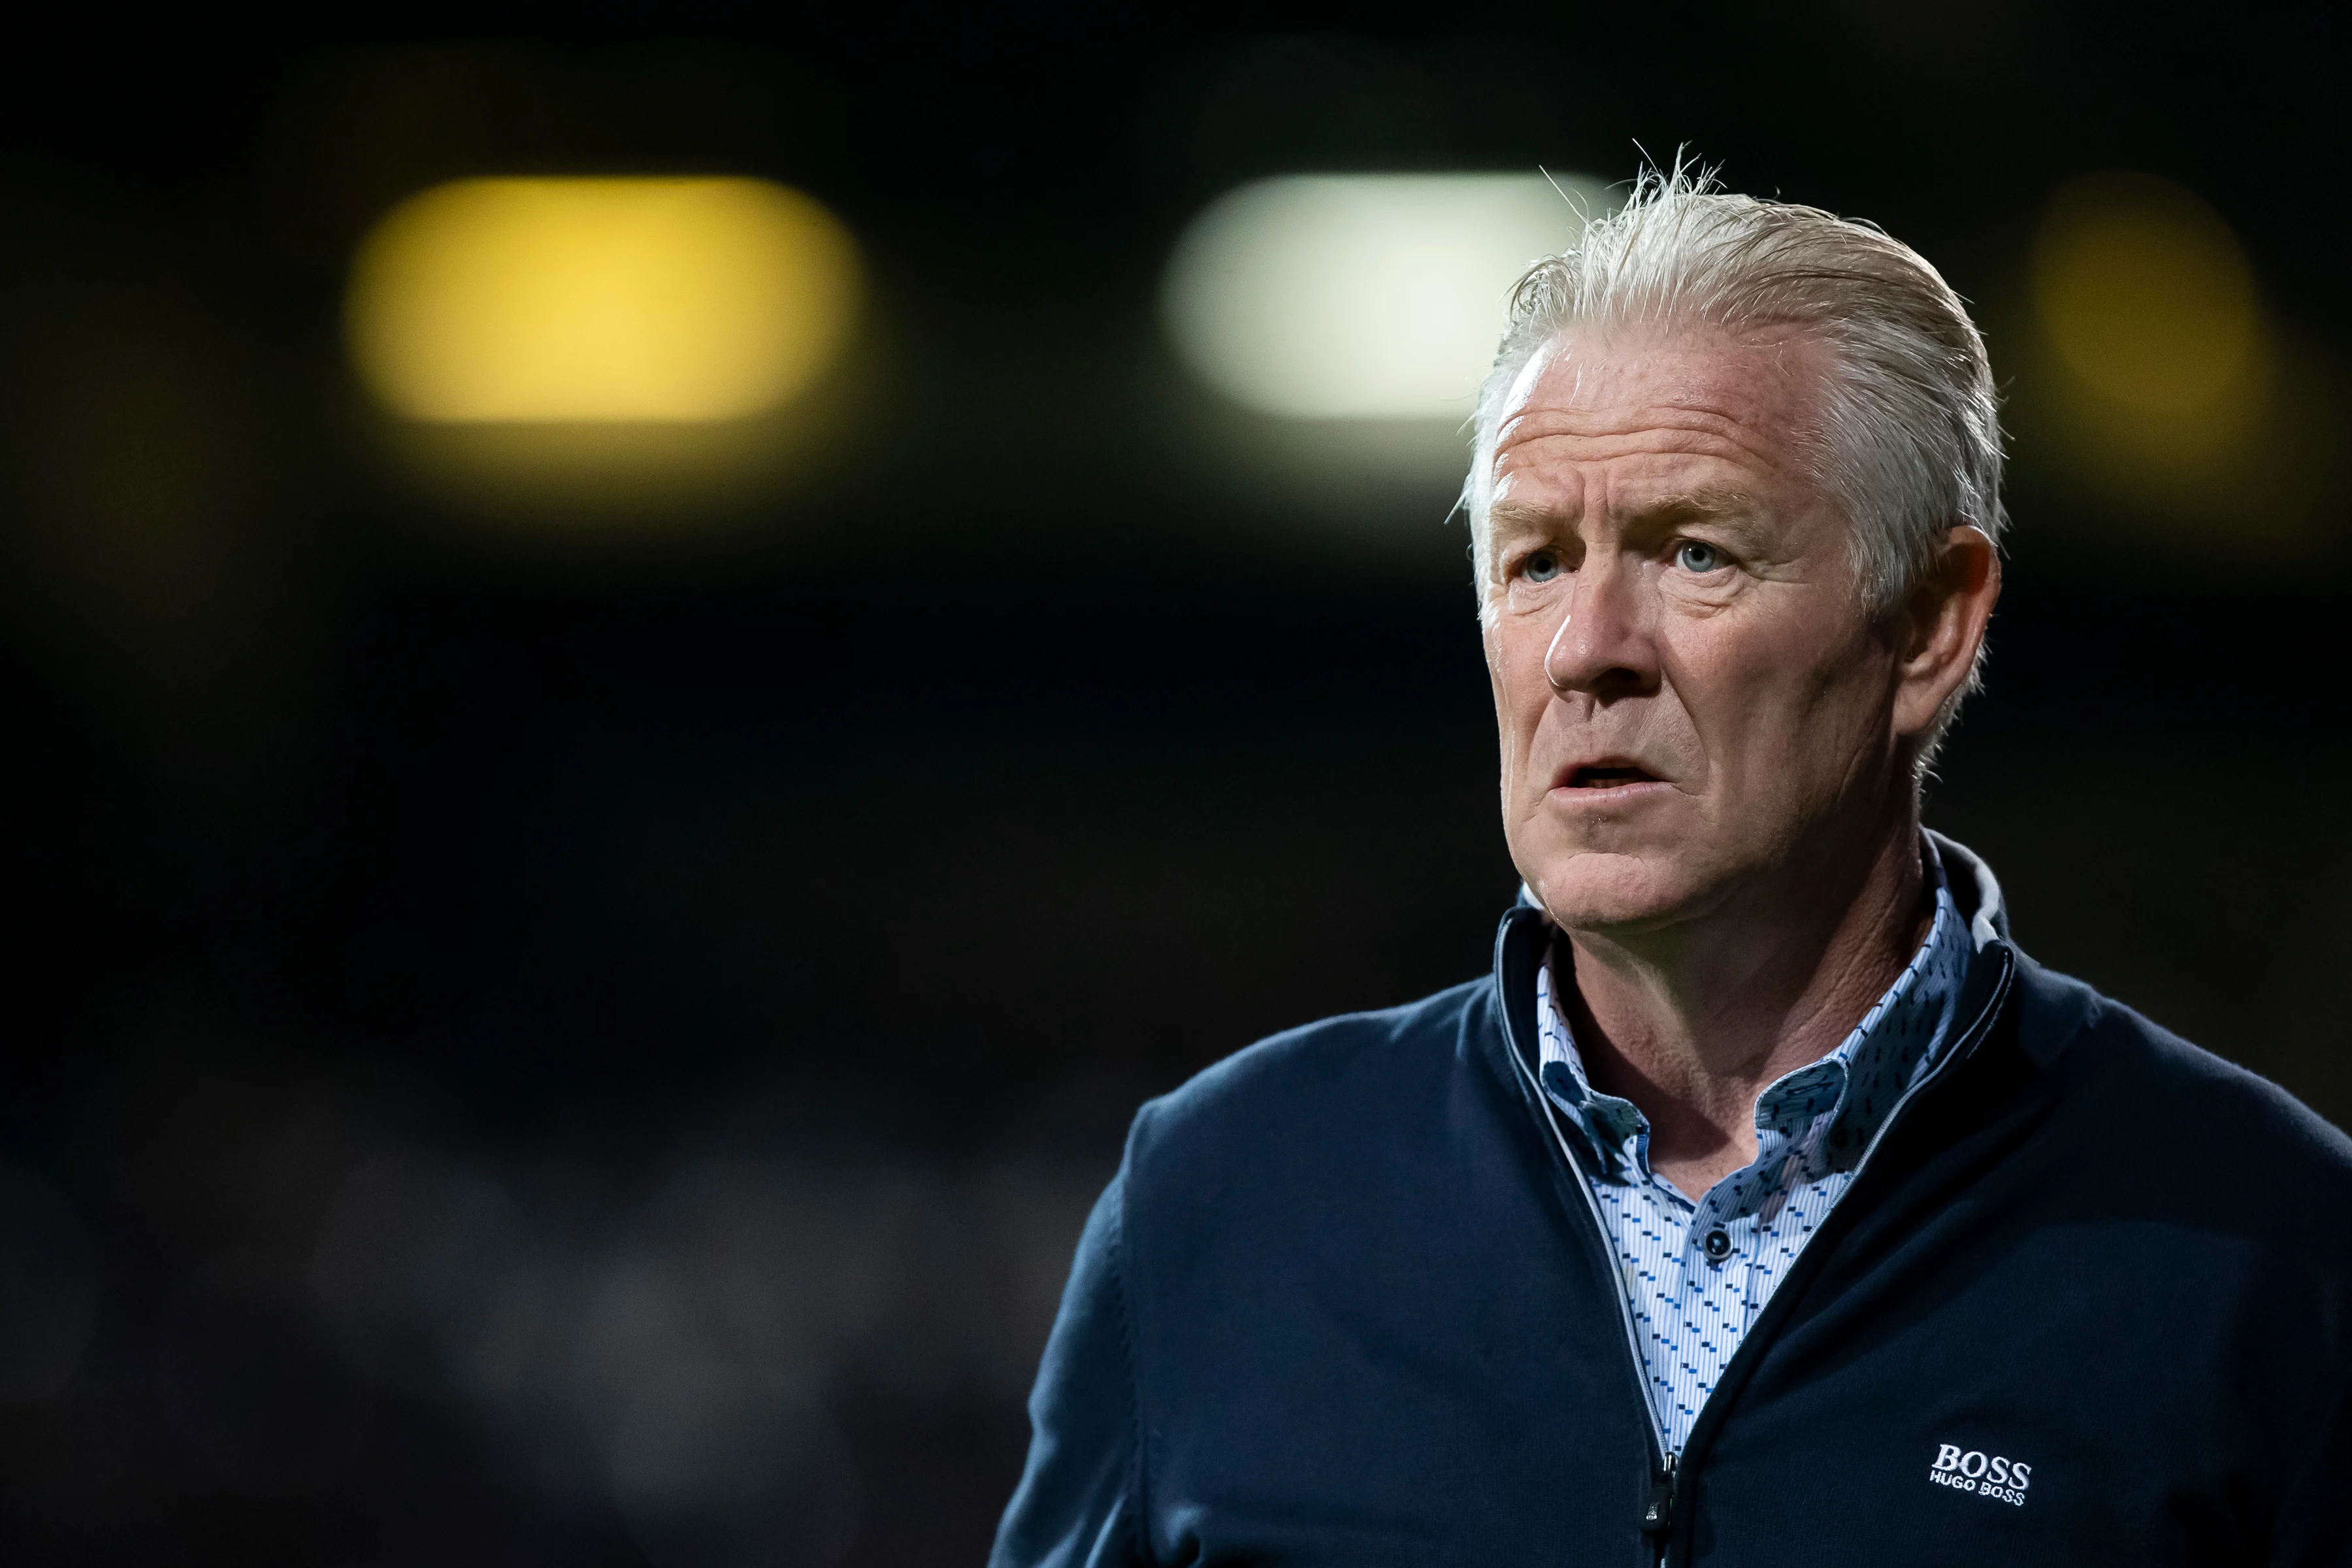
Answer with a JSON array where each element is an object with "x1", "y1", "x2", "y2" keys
[
  {"x1": 1523, "y1": 550, "x2": 1563, "y2": 583},
  {"x1": 1676, "y1": 540, "x2": 1725, "y2": 573}
]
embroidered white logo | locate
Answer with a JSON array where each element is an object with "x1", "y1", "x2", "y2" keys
[{"x1": 1928, "y1": 1443, "x2": 2031, "y2": 1507}]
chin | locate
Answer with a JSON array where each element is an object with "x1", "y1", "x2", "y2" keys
[{"x1": 1527, "y1": 848, "x2": 1714, "y2": 936}]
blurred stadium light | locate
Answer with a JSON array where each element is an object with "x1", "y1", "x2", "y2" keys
[
  {"x1": 2033, "y1": 171, "x2": 2263, "y2": 417},
  {"x1": 1162, "y1": 173, "x2": 1603, "y2": 422},
  {"x1": 348, "y1": 178, "x2": 860, "y2": 424},
  {"x1": 2023, "y1": 170, "x2": 2295, "y2": 517}
]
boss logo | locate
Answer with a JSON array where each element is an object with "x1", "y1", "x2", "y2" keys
[{"x1": 1928, "y1": 1443, "x2": 2031, "y2": 1507}]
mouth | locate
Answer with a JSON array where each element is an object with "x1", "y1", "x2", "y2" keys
[{"x1": 1563, "y1": 763, "x2": 1661, "y2": 790}]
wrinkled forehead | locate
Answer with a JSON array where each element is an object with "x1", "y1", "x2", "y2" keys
[{"x1": 1484, "y1": 325, "x2": 1835, "y2": 502}]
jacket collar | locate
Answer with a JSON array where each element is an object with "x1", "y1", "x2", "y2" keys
[{"x1": 1925, "y1": 828, "x2": 2009, "y2": 952}]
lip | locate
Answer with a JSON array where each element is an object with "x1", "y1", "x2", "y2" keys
[{"x1": 1546, "y1": 755, "x2": 1673, "y2": 802}]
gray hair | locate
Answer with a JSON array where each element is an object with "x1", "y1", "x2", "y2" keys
[{"x1": 1463, "y1": 166, "x2": 2006, "y2": 623}]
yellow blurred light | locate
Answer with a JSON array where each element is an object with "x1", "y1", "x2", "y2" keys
[
  {"x1": 2032, "y1": 172, "x2": 2259, "y2": 415},
  {"x1": 1163, "y1": 174, "x2": 1602, "y2": 421},
  {"x1": 348, "y1": 178, "x2": 859, "y2": 423}
]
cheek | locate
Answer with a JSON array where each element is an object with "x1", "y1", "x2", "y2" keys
[
  {"x1": 1485, "y1": 625, "x2": 1553, "y2": 749},
  {"x1": 1674, "y1": 619, "x2": 1882, "y2": 781},
  {"x1": 1484, "y1": 627, "x2": 1551, "y2": 819}
]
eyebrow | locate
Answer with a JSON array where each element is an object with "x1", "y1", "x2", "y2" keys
[
  {"x1": 1488, "y1": 485, "x2": 1765, "y2": 534},
  {"x1": 1486, "y1": 499, "x2": 1564, "y2": 534},
  {"x1": 1635, "y1": 486, "x2": 1765, "y2": 524}
]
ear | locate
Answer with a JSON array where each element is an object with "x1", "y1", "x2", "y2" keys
[{"x1": 1890, "y1": 525, "x2": 2001, "y2": 742}]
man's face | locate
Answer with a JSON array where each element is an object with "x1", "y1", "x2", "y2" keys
[{"x1": 1482, "y1": 327, "x2": 1908, "y2": 938}]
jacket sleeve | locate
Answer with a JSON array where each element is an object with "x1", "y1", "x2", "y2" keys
[{"x1": 989, "y1": 1169, "x2": 1150, "y2": 1568}]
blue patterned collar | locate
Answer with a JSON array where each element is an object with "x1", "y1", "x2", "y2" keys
[{"x1": 1534, "y1": 838, "x2": 1983, "y2": 1196}]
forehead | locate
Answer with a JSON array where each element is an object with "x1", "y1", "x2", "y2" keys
[{"x1": 1486, "y1": 327, "x2": 1831, "y2": 515}]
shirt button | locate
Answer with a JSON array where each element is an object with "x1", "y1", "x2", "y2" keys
[{"x1": 1703, "y1": 1228, "x2": 1733, "y2": 1262}]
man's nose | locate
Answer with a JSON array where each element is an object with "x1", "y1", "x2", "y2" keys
[{"x1": 1542, "y1": 559, "x2": 1658, "y2": 700}]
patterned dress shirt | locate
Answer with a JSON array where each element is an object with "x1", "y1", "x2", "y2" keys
[{"x1": 1533, "y1": 845, "x2": 1976, "y2": 1458}]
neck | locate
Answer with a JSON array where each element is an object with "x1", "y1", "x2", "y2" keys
[{"x1": 1560, "y1": 802, "x2": 1931, "y2": 1199}]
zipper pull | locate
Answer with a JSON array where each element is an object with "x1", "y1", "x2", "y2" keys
[{"x1": 1640, "y1": 1452, "x2": 1677, "y2": 1549}]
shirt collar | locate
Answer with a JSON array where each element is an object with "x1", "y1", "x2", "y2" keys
[{"x1": 1534, "y1": 838, "x2": 1980, "y2": 1179}]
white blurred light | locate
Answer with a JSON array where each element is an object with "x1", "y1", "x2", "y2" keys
[{"x1": 1163, "y1": 173, "x2": 1606, "y2": 421}]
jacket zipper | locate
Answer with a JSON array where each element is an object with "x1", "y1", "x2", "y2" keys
[
  {"x1": 1498, "y1": 977, "x2": 1674, "y2": 1550},
  {"x1": 1495, "y1": 914, "x2": 2017, "y2": 1566},
  {"x1": 1640, "y1": 1450, "x2": 1677, "y2": 1562}
]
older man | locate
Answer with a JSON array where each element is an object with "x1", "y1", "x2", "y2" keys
[{"x1": 992, "y1": 174, "x2": 2352, "y2": 1565}]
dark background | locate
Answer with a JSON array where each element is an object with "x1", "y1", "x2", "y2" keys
[{"x1": 1, "y1": 14, "x2": 2347, "y2": 1567}]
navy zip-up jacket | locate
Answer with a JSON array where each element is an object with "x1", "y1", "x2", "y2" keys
[{"x1": 993, "y1": 845, "x2": 2352, "y2": 1565}]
